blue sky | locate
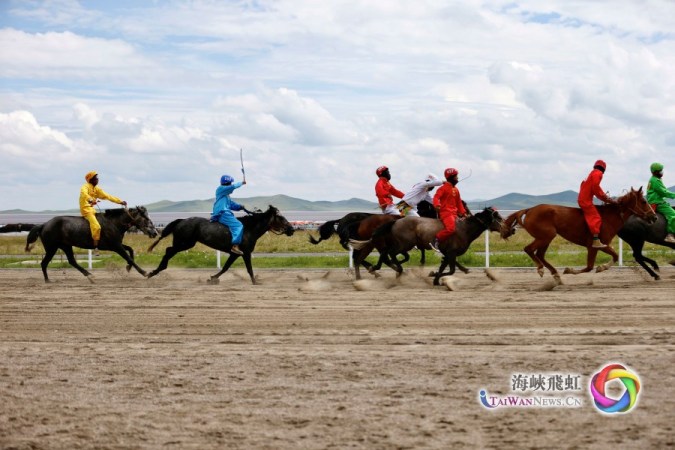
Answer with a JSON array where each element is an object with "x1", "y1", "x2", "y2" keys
[{"x1": 1, "y1": 0, "x2": 674, "y2": 210}]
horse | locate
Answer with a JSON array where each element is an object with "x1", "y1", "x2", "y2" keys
[
  {"x1": 500, "y1": 187, "x2": 657, "y2": 284},
  {"x1": 24, "y1": 207, "x2": 158, "y2": 283},
  {"x1": 350, "y1": 207, "x2": 504, "y2": 285},
  {"x1": 618, "y1": 212, "x2": 675, "y2": 280},
  {"x1": 146, "y1": 205, "x2": 294, "y2": 284},
  {"x1": 0, "y1": 223, "x2": 36, "y2": 233}
]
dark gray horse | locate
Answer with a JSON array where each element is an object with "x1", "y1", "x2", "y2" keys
[
  {"x1": 146, "y1": 205, "x2": 294, "y2": 284},
  {"x1": 618, "y1": 212, "x2": 675, "y2": 280},
  {"x1": 1, "y1": 223, "x2": 36, "y2": 233},
  {"x1": 350, "y1": 207, "x2": 504, "y2": 285},
  {"x1": 24, "y1": 207, "x2": 158, "y2": 283},
  {"x1": 308, "y1": 212, "x2": 373, "y2": 248}
]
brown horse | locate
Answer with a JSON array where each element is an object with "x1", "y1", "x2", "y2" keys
[
  {"x1": 345, "y1": 214, "x2": 402, "y2": 279},
  {"x1": 500, "y1": 187, "x2": 656, "y2": 284}
]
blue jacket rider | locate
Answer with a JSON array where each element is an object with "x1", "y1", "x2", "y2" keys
[{"x1": 210, "y1": 175, "x2": 247, "y2": 255}]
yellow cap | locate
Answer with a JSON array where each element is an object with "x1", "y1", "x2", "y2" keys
[{"x1": 85, "y1": 171, "x2": 98, "y2": 182}]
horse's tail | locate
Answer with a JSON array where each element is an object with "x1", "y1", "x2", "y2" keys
[
  {"x1": 25, "y1": 224, "x2": 44, "y2": 252},
  {"x1": 500, "y1": 209, "x2": 528, "y2": 240},
  {"x1": 148, "y1": 219, "x2": 183, "y2": 252},
  {"x1": 308, "y1": 219, "x2": 340, "y2": 245},
  {"x1": 348, "y1": 238, "x2": 371, "y2": 250}
]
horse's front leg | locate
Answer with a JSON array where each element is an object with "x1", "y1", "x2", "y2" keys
[
  {"x1": 595, "y1": 245, "x2": 618, "y2": 273},
  {"x1": 455, "y1": 261, "x2": 470, "y2": 274},
  {"x1": 208, "y1": 253, "x2": 240, "y2": 284},
  {"x1": 110, "y1": 243, "x2": 146, "y2": 277},
  {"x1": 123, "y1": 244, "x2": 135, "y2": 273},
  {"x1": 433, "y1": 257, "x2": 449, "y2": 286},
  {"x1": 564, "y1": 247, "x2": 600, "y2": 276},
  {"x1": 420, "y1": 248, "x2": 426, "y2": 266},
  {"x1": 62, "y1": 246, "x2": 94, "y2": 282}
]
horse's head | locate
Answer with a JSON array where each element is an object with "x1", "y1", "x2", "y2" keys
[
  {"x1": 129, "y1": 206, "x2": 159, "y2": 238},
  {"x1": 475, "y1": 206, "x2": 504, "y2": 232},
  {"x1": 266, "y1": 205, "x2": 295, "y2": 236},
  {"x1": 618, "y1": 187, "x2": 657, "y2": 224}
]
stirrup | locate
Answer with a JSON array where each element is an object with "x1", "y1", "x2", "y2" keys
[{"x1": 664, "y1": 234, "x2": 675, "y2": 244}]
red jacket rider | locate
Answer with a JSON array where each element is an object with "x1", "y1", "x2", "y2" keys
[
  {"x1": 433, "y1": 168, "x2": 467, "y2": 243},
  {"x1": 577, "y1": 160, "x2": 616, "y2": 248},
  {"x1": 375, "y1": 166, "x2": 404, "y2": 215}
]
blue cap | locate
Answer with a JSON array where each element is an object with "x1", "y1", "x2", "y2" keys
[{"x1": 220, "y1": 175, "x2": 234, "y2": 185}]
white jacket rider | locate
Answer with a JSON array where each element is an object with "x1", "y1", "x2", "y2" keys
[{"x1": 398, "y1": 174, "x2": 443, "y2": 216}]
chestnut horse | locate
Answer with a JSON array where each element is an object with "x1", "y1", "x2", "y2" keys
[{"x1": 500, "y1": 187, "x2": 656, "y2": 284}]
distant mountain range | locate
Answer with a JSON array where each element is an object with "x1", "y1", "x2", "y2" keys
[{"x1": 2, "y1": 188, "x2": 673, "y2": 214}]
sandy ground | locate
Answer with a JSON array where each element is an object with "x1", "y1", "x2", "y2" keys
[{"x1": 0, "y1": 264, "x2": 674, "y2": 449}]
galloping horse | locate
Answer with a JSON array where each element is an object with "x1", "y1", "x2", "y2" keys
[
  {"x1": 351, "y1": 207, "x2": 504, "y2": 285},
  {"x1": 24, "y1": 207, "x2": 158, "y2": 283},
  {"x1": 147, "y1": 206, "x2": 294, "y2": 284},
  {"x1": 618, "y1": 213, "x2": 675, "y2": 280},
  {"x1": 500, "y1": 187, "x2": 656, "y2": 283}
]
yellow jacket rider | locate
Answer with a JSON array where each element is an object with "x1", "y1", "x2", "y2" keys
[{"x1": 80, "y1": 171, "x2": 126, "y2": 249}]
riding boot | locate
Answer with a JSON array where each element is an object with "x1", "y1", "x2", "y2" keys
[
  {"x1": 664, "y1": 233, "x2": 675, "y2": 244},
  {"x1": 93, "y1": 240, "x2": 100, "y2": 256},
  {"x1": 429, "y1": 238, "x2": 441, "y2": 252},
  {"x1": 591, "y1": 235, "x2": 606, "y2": 248},
  {"x1": 231, "y1": 244, "x2": 244, "y2": 255}
]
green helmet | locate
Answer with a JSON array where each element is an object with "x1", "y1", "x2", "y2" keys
[{"x1": 650, "y1": 162, "x2": 664, "y2": 173}]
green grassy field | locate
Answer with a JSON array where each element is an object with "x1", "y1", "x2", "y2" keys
[{"x1": 3, "y1": 229, "x2": 672, "y2": 270}]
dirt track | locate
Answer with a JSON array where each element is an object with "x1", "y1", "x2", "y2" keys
[{"x1": 1, "y1": 265, "x2": 674, "y2": 449}]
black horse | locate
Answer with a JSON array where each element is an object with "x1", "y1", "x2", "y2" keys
[
  {"x1": 24, "y1": 207, "x2": 158, "y2": 283},
  {"x1": 618, "y1": 212, "x2": 675, "y2": 280},
  {"x1": 147, "y1": 205, "x2": 294, "y2": 284},
  {"x1": 1, "y1": 223, "x2": 36, "y2": 233}
]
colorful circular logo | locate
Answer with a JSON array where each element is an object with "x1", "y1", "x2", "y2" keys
[{"x1": 590, "y1": 363, "x2": 641, "y2": 413}]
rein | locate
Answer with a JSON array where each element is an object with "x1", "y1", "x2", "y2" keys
[{"x1": 617, "y1": 193, "x2": 649, "y2": 221}]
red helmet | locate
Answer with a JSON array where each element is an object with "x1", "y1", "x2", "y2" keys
[
  {"x1": 444, "y1": 168, "x2": 459, "y2": 179},
  {"x1": 376, "y1": 165, "x2": 389, "y2": 177},
  {"x1": 594, "y1": 160, "x2": 607, "y2": 170}
]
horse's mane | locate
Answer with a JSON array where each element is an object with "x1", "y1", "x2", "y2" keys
[
  {"x1": 238, "y1": 205, "x2": 278, "y2": 226},
  {"x1": 103, "y1": 208, "x2": 127, "y2": 217}
]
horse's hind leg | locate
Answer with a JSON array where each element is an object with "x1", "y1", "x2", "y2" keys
[
  {"x1": 40, "y1": 246, "x2": 58, "y2": 283},
  {"x1": 534, "y1": 244, "x2": 562, "y2": 284},
  {"x1": 456, "y1": 261, "x2": 470, "y2": 274},
  {"x1": 110, "y1": 244, "x2": 146, "y2": 277},
  {"x1": 62, "y1": 246, "x2": 93, "y2": 281},
  {"x1": 208, "y1": 253, "x2": 240, "y2": 284},
  {"x1": 524, "y1": 240, "x2": 547, "y2": 277},
  {"x1": 147, "y1": 246, "x2": 181, "y2": 278},
  {"x1": 564, "y1": 248, "x2": 600, "y2": 276}
]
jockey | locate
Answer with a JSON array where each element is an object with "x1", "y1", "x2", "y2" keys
[
  {"x1": 646, "y1": 162, "x2": 675, "y2": 244},
  {"x1": 210, "y1": 174, "x2": 247, "y2": 255},
  {"x1": 79, "y1": 171, "x2": 126, "y2": 253},
  {"x1": 578, "y1": 160, "x2": 617, "y2": 248},
  {"x1": 431, "y1": 168, "x2": 467, "y2": 250},
  {"x1": 375, "y1": 166, "x2": 405, "y2": 215},
  {"x1": 397, "y1": 173, "x2": 443, "y2": 217}
]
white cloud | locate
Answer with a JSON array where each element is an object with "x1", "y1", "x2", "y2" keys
[{"x1": 0, "y1": 1, "x2": 674, "y2": 211}]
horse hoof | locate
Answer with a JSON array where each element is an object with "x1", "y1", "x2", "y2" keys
[
  {"x1": 207, "y1": 277, "x2": 220, "y2": 285},
  {"x1": 654, "y1": 275, "x2": 661, "y2": 281},
  {"x1": 428, "y1": 271, "x2": 436, "y2": 277},
  {"x1": 126, "y1": 265, "x2": 132, "y2": 273},
  {"x1": 563, "y1": 267, "x2": 572, "y2": 275},
  {"x1": 553, "y1": 275, "x2": 563, "y2": 285},
  {"x1": 86, "y1": 275, "x2": 96, "y2": 284},
  {"x1": 537, "y1": 268, "x2": 545, "y2": 277}
]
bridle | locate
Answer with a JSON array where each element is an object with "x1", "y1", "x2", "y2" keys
[{"x1": 617, "y1": 191, "x2": 652, "y2": 221}]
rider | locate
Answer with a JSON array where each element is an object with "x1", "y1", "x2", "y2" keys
[
  {"x1": 211, "y1": 174, "x2": 247, "y2": 255},
  {"x1": 578, "y1": 160, "x2": 617, "y2": 248},
  {"x1": 79, "y1": 171, "x2": 127, "y2": 253},
  {"x1": 375, "y1": 166, "x2": 405, "y2": 215},
  {"x1": 397, "y1": 173, "x2": 443, "y2": 217},
  {"x1": 431, "y1": 168, "x2": 467, "y2": 250},
  {"x1": 646, "y1": 162, "x2": 675, "y2": 244}
]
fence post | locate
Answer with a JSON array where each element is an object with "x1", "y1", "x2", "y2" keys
[
  {"x1": 88, "y1": 249, "x2": 92, "y2": 270},
  {"x1": 485, "y1": 231, "x2": 490, "y2": 268},
  {"x1": 216, "y1": 250, "x2": 221, "y2": 269},
  {"x1": 348, "y1": 246, "x2": 354, "y2": 269},
  {"x1": 619, "y1": 238, "x2": 623, "y2": 267}
]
